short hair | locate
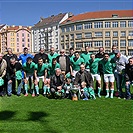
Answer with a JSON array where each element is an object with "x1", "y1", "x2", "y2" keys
[
  {"x1": 52, "y1": 58, "x2": 57, "y2": 62},
  {"x1": 103, "y1": 53, "x2": 109, "y2": 56},
  {"x1": 38, "y1": 57, "x2": 43, "y2": 61},
  {"x1": 24, "y1": 47, "x2": 28, "y2": 51},
  {"x1": 69, "y1": 47, "x2": 74, "y2": 51},
  {"x1": 128, "y1": 57, "x2": 133, "y2": 61},
  {"x1": 7, "y1": 48, "x2": 12, "y2": 52},
  {"x1": 55, "y1": 68, "x2": 61, "y2": 72},
  {"x1": 26, "y1": 57, "x2": 33, "y2": 62}
]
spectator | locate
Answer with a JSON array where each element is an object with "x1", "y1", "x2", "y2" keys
[
  {"x1": 50, "y1": 68, "x2": 66, "y2": 98},
  {"x1": 125, "y1": 57, "x2": 133, "y2": 100},
  {"x1": 95, "y1": 47, "x2": 104, "y2": 58},
  {"x1": 0, "y1": 53, "x2": 7, "y2": 96},
  {"x1": 33, "y1": 47, "x2": 49, "y2": 64},
  {"x1": 111, "y1": 50, "x2": 128, "y2": 99}
]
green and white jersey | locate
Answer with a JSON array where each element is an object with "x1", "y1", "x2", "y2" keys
[
  {"x1": 23, "y1": 62, "x2": 36, "y2": 75},
  {"x1": 80, "y1": 52, "x2": 91, "y2": 64},
  {"x1": 48, "y1": 53, "x2": 59, "y2": 63},
  {"x1": 89, "y1": 58, "x2": 101, "y2": 74},
  {"x1": 48, "y1": 62, "x2": 60, "y2": 76},
  {"x1": 109, "y1": 52, "x2": 115, "y2": 59},
  {"x1": 35, "y1": 63, "x2": 47, "y2": 76},
  {"x1": 68, "y1": 54, "x2": 75, "y2": 61},
  {"x1": 71, "y1": 57, "x2": 84, "y2": 71},
  {"x1": 99, "y1": 58, "x2": 113, "y2": 74}
]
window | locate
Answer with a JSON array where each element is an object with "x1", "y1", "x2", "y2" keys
[
  {"x1": 120, "y1": 50, "x2": 126, "y2": 55},
  {"x1": 85, "y1": 32, "x2": 92, "y2": 38},
  {"x1": 17, "y1": 43, "x2": 19, "y2": 46},
  {"x1": 22, "y1": 38, "x2": 25, "y2": 42},
  {"x1": 128, "y1": 40, "x2": 133, "y2": 47},
  {"x1": 61, "y1": 44, "x2": 64, "y2": 49},
  {"x1": 94, "y1": 22, "x2": 103, "y2": 28},
  {"x1": 95, "y1": 32, "x2": 102, "y2": 37},
  {"x1": 70, "y1": 34, "x2": 74, "y2": 40},
  {"x1": 120, "y1": 40, "x2": 126, "y2": 47},
  {"x1": 112, "y1": 22, "x2": 118, "y2": 27},
  {"x1": 22, "y1": 43, "x2": 25, "y2": 47},
  {"x1": 22, "y1": 33, "x2": 24, "y2": 37},
  {"x1": 128, "y1": 21, "x2": 133, "y2": 27},
  {"x1": 121, "y1": 31, "x2": 126, "y2": 37},
  {"x1": 113, "y1": 31, "x2": 118, "y2": 37},
  {"x1": 84, "y1": 22, "x2": 92, "y2": 29},
  {"x1": 105, "y1": 31, "x2": 110, "y2": 37},
  {"x1": 129, "y1": 31, "x2": 133, "y2": 36},
  {"x1": 17, "y1": 49, "x2": 19, "y2": 52},
  {"x1": 17, "y1": 33, "x2": 19, "y2": 37},
  {"x1": 76, "y1": 42, "x2": 83, "y2": 48},
  {"x1": 66, "y1": 35, "x2": 69, "y2": 40},
  {"x1": 62, "y1": 27, "x2": 65, "y2": 32},
  {"x1": 120, "y1": 21, "x2": 126, "y2": 27},
  {"x1": 61, "y1": 36, "x2": 64, "y2": 41},
  {"x1": 17, "y1": 38, "x2": 19, "y2": 42},
  {"x1": 84, "y1": 42, "x2": 92, "y2": 47},
  {"x1": 70, "y1": 25, "x2": 74, "y2": 31},
  {"x1": 55, "y1": 31, "x2": 58, "y2": 36},
  {"x1": 76, "y1": 33, "x2": 82, "y2": 39},
  {"x1": 66, "y1": 27, "x2": 70, "y2": 32},
  {"x1": 65, "y1": 43, "x2": 69, "y2": 49},
  {"x1": 28, "y1": 44, "x2": 30, "y2": 47},
  {"x1": 105, "y1": 22, "x2": 111, "y2": 28},
  {"x1": 94, "y1": 41, "x2": 103, "y2": 47},
  {"x1": 56, "y1": 45, "x2": 58, "y2": 49},
  {"x1": 56, "y1": 38, "x2": 58, "y2": 43},
  {"x1": 76, "y1": 24, "x2": 83, "y2": 30},
  {"x1": 105, "y1": 40, "x2": 111, "y2": 47},
  {"x1": 70, "y1": 42, "x2": 74, "y2": 48},
  {"x1": 128, "y1": 50, "x2": 133, "y2": 56},
  {"x1": 28, "y1": 34, "x2": 30, "y2": 37},
  {"x1": 112, "y1": 40, "x2": 118, "y2": 46},
  {"x1": 28, "y1": 38, "x2": 30, "y2": 42}
]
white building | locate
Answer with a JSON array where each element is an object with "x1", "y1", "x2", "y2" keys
[{"x1": 31, "y1": 13, "x2": 73, "y2": 53}]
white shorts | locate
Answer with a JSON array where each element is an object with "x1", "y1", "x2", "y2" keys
[
  {"x1": 36, "y1": 76, "x2": 49, "y2": 82},
  {"x1": 104, "y1": 74, "x2": 114, "y2": 82},
  {"x1": 91, "y1": 74, "x2": 101, "y2": 81},
  {"x1": 26, "y1": 74, "x2": 33, "y2": 81}
]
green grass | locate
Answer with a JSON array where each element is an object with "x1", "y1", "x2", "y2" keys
[{"x1": 0, "y1": 94, "x2": 133, "y2": 133}]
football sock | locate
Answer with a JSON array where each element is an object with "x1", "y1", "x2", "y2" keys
[
  {"x1": 24, "y1": 84, "x2": 28, "y2": 94},
  {"x1": 105, "y1": 89, "x2": 109, "y2": 98},
  {"x1": 35, "y1": 85, "x2": 39, "y2": 94}
]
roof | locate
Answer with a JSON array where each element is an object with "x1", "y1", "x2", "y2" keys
[
  {"x1": 0, "y1": 24, "x2": 6, "y2": 29},
  {"x1": 33, "y1": 13, "x2": 67, "y2": 28},
  {"x1": 62, "y1": 10, "x2": 133, "y2": 24}
]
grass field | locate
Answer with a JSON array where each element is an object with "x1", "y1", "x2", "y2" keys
[{"x1": 0, "y1": 94, "x2": 133, "y2": 133}]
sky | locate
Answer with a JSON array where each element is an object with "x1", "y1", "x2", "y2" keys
[{"x1": 0, "y1": 0, "x2": 132, "y2": 26}]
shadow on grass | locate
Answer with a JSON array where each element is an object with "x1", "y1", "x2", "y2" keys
[
  {"x1": 27, "y1": 111, "x2": 59, "y2": 133},
  {"x1": 0, "y1": 110, "x2": 16, "y2": 120},
  {"x1": 27, "y1": 111, "x2": 48, "y2": 122}
]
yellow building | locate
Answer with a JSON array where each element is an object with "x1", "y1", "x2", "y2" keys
[{"x1": 60, "y1": 10, "x2": 133, "y2": 55}]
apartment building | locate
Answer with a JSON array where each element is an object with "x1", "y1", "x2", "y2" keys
[
  {"x1": 60, "y1": 10, "x2": 133, "y2": 55},
  {"x1": 0, "y1": 25, "x2": 32, "y2": 53},
  {"x1": 31, "y1": 12, "x2": 73, "y2": 53}
]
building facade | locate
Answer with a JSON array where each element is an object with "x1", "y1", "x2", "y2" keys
[
  {"x1": 0, "y1": 25, "x2": 32, "y2": 53},
  {"x1": 31, "y1": 12, "x2": 73, "y2": 53},
  {"x1": 60, "y1": 10, "x2": 133, "y2": 55}
]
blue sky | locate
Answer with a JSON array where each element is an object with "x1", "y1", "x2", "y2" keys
[{"x1": 0, "y1": 0, "x2": 132, "y2": 26}]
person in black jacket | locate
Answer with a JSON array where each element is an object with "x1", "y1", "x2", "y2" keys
[
  {"x1": 50, "y1": 68, "x2": 66, "y2": 98},
  {"x1": 125, "y1": 57, "x2": 133, "y2": 100},
  {"x1": 56, "y1": 49, "x2": 73, "y2": 76},
  {"x1": 33, "y1": 47, "x2": 49, "y2": 64},
  {"x1": 7, "y1": 57, "x2": 22, "y2": 96},
  {"x1": 3, "y1": 48, "x2": 18, "y2": 95},
  {"x1": 74, "y1": 64, "x2": 93, "y2": 88}
]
